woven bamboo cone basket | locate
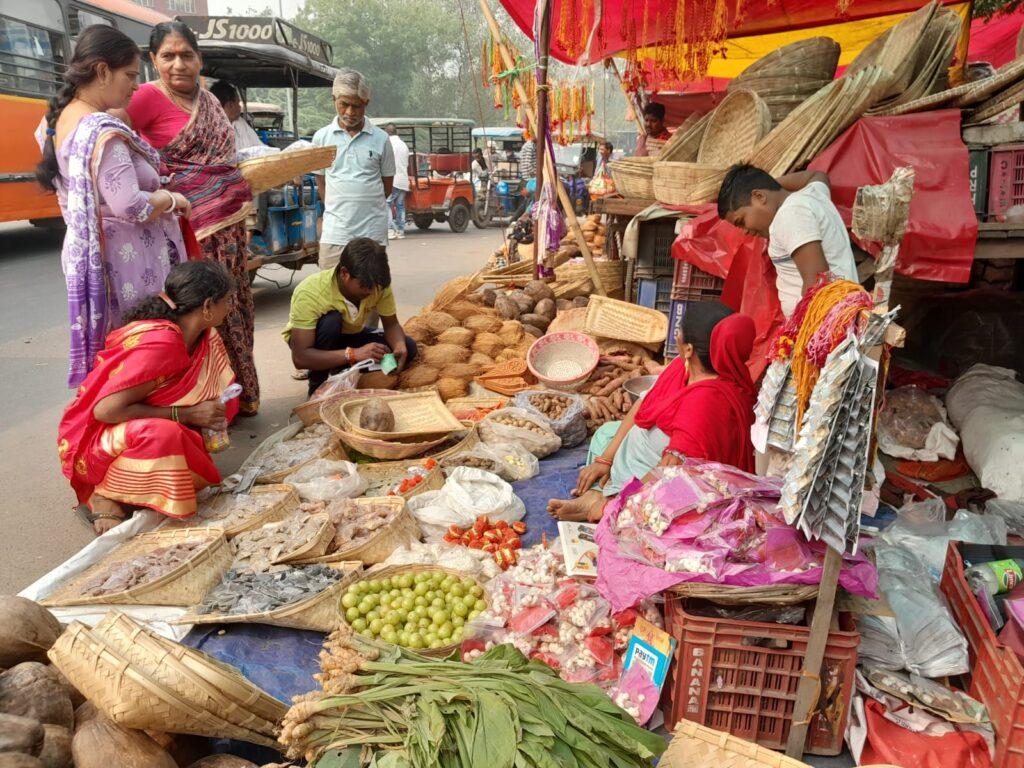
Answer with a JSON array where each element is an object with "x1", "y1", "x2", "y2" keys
[
  {"x1": 294, "y1": 497, "x2": 420, "y2": 566},
  {"x1": 189, "y1": 483, "x2": 299, "y2": 538},
  {"x1": 92, "y1": 612, "x2": 284, "y2": 736},
  {"x1": 338, "y1": 564, "x2": 486, "y2": 657},
  {"x1": 48, "y1": 621, "x2": 279, "y2": 747},
  {"x1": 176, "y1": 561, "x2": 362, "y2": 632},
  {"x1": 293, "y1": 387, "x2": 400, "y2": 427},
  {"x1": 41, "y1": 528, "x2": 232, "y2": 607},
  {"x1": 238, "y1": 146, "x2": 337, "y2": 194}
]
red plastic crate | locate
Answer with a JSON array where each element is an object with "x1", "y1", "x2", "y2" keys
[
  {"x1": 987, "y1": 143, "x2": 1024, "y2": 220},
  {"x1": 673, "y1": 259, "x2": 726, "y2": 294},
  {"x1": 940, "y1": 542, "x2": 1024, "y2": 768},
  {"x1": 661, "y1": 596, "x2": 859, "y2": 756}
]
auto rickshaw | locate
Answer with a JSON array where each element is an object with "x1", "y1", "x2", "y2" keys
[
  {"x1": 177, "y1": 14, "x2": 337, "y2": 278},
  {"x1": 372, "y1": 118, "x2": 477, "y2": 233}
]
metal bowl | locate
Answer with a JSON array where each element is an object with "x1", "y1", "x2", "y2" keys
[{"x1": 623, "y1": 374, "x2": 659, "y2": 403}]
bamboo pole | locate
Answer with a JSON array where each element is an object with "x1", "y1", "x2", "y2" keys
[
  {"x1": 606, "y1": 57, "x2": 646, "y2": 137},
  {"x1": 533, "y1": 0, "x2": 551, "y2": 280},
  {"x1": 478, "y1": 0, "x2": 608, "y2": 296}
]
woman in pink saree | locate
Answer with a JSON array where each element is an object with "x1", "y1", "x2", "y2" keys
[{"x1": 121, "y1": 21, "x2": 260, "y2": 415}]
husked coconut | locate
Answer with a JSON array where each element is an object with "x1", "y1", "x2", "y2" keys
[
  {"x1": 359, "y1": 397, "x2": 396, "y2": 432},
  {"x1": 523, "y1": 280, "x2": 556, "y2": 303},
  {"x1": 0, "y1": 713, "x2": 43, "y2": 756},
  {"x1": 519, "y1": 313, "x2": 550, "y2": 331},
  {"x1": 37, "y1": 725, "x2": 71, "y2": 768},
  {"x1": 0, "y1": 599, "x2": 60, "y2": 668},
  {"x1": 71, "y1": 719, "x2": 176, "y2": 768},
  {"x1": 533, "y1": 298, "x2": 556, "y2": 321},
  {"x1": 493, "y1": 295, "x2": 520, "y2": 321},
  {"x1": 0, "y1": 664, "x2": 72, "y2": 730}
]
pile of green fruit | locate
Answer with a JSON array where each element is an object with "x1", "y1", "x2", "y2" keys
[{"x1": 339, "y1": 570, "x2": 487, "y2": 650}]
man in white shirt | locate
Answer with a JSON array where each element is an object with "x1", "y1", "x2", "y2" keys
[
  {"x1": 717, "y1": 164, "x2": 858, "y2": 318},
  {"x1": 210, "y1": 80, "x2": 264, "y2": 151},
  {"x1": 383, "y1": 123, "x2": 411, "y2": 239}
]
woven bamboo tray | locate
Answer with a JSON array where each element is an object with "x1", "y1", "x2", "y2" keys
[
  {"x1": 230, "y1": 512, "x2": 336, "y2": 567},
  {"x1": 49, "y1": 621, "x2": 279, "y2": 746},
  {"x1": 293, "y1": 387, "x2": 400, "y2": 427},
  {"x1": 359, "y1": 462, "x2": 444, "y2": 500},
  {"x1": 185, "y1": 484, "x2": 299, "y2": 537},
  {"x1": 668, "y1": 582, "x2": 817, "y2": 605},
  {"x1": 340, "y1": 391, "x2": 464, "y2": 440},
  {"x1": 339, "y1": 564, "x2": 486, "y2": 657},
  {"x1": 653, "y1": 161, "x2": 728, "y2": 206},
  {"x1": 583, "y1": 295, "x2": 669, "y2": 347},
  {"x1": 296, "y1": 497, "x2": 419, "y2": 566},
  {"x1": 96, "y1": 611, "x2": 286, "y2": 723},
  {"x1": 238, "y1": 146, "x2": 336, "y2": 194},
  {"x1": 41, "y1": 528, "x2": 232, "y2": 607},
  {"x1": 609, "y1": 157, "x2": 655, "y2": 200},
  {"x1": 554, "y1": 259, "x2": 626, "y2": 298},
  {"x1": 736, "y1": 36, "x2": 840, "y2": 80},
  {"x1": 697, "y1": 89, "x2": 771, "y2": 167},
  {"x1": 322, "y1": 401, "x2": 453, "y2": 460},
  {"x1": 240, "y1": 421, "x2": 347, "y2": 484},
  {"x1": 444, "y1": 395, "x2": 509, "y2": 421},
  {"x1": 349, "y1": 424, "x2": 480, "y2": 469},
  {"x1": 177, "y1": 561, "x2": 362, "y2": 632},
  {"x1": 91, "y1": 612, "x2": 283, "y2": 736}
]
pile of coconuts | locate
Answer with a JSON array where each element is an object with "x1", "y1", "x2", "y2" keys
[
  {"x1": 0, "y1": 596, "x2": 279, "y2": 768},
  {"x1": 471, "y1": 279, "x2": 588, "y2": 339}
]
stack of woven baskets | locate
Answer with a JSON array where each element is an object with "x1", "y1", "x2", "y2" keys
[{"x1": 49, "y1": 612, "x2": 286, "y2": 746}]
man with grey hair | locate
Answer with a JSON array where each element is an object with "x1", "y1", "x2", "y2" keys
[{"x1": 311, "y1": 68, "x2": 395, "y2": 269}]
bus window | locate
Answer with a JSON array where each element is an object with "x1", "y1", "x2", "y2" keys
[
  {"x1": 67, "y1": 6, "x2": 112, "y2": 39},
  {"x1": 0, "y1": 18, "x2": 64, "y2": 97}
]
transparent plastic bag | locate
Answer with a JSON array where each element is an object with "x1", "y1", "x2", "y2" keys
[
  {"x1": 877, "y1": 386, "x2": 959, "y2": 462},
  {"x1": 287, "y1": 459, "x2": 366, "y2": 501},
  {"x1": 984, "y1": 499, "x2": 1024, "y2": 537},
  {"x1": 440, "y1": 442, "x2": 539, "y2": 482},
  {"x1": 513, "y1": 390, "x2": 588, "y2": 448},
  {"x1": 478, "y1": 407, "x2": 562, "y2": 458}
]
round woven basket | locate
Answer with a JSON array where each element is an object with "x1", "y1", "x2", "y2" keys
[
  {"x1": 609, "y1": 157, "x2": 655, "y2": 199},
  {"x1": 97, "y1": 611, "x2": 286, "y2": 723},
  {"x1": 653, "y1": 161, "x2": 728, "y2": 206},
  {"x1": 526, "y1": 332, "x2": 600, "y2": 390},
  {"x1": 91, "y1": 612, "x2": 283, "y2": 736},
  {"x1": 737, "y1": 36, "x2": 840, "y2": 81},
  {"x1": 48, "y1": 622, "x2": 279, "y2": 746},
  {"x1": 293, "y1": 387, "x2": 400, "y2": 427},
  {"x1": 338, "y1": 564, "x2": 487, "y2": 657},
  {"x1": 238, "y1": 146, "x2": 337, "y2": 194},
  {"x1": 321, "y1": 397, "x2": 454, "y2": 460},
  {"x1": 41, "y1": 528, "x2": 232, "y2": 607},
  {"x1": 177, "y1": 562, "x2": 362, "y2": 632},
  {"x1": 697, "y1": 89, "x2": 772, "y2": 167}
]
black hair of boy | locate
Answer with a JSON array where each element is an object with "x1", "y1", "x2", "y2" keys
[
  {"x1": 717, "y1": 163, "x2": 782, "y2": 220},
  {"x1": 337, "y1": 237, "x2": 391, "y2": 290}
]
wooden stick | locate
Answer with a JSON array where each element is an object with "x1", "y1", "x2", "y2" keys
[
  {"x1": 533, "y1": 0, "x2": 551, "y2": 281},
  {"x1": 477, "y1": 0, "x2": 608, "y2": 296}
]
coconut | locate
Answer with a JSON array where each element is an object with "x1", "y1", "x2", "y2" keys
[
  {"x1": 72, "y1": 703, "x2": 99, "y2": 732},
  {"x1": 495, "y1": 349, "x2": 524, "y2": 364},
  {"x1": 493, "y1": 295, "x2": 520, "y2": 321},
  {"x1": 572, "y1": 295, "x2": 590, "y2": 308},
  {"x1": 436, "y1": 327, "x2": 474, "y2": 347},
  {"x1": 435, "y1": 377, "x2": 468, "y2": 402},
  {"x1": 0, "y1": 756, "x2": 44, "y2": 768},
  {"x1": 359, "y1": 397, "x2": 396, "y2": 432},
  {"x1": 403, "y1": 318, "x2": 432, "y2": 345},
  {"x1": 533, "y1": 298, "x2": 556, "y2": 321},
  {"x1": 445, "y1": 301, "x2": 486, "y2": 322},
  {"x1": 439, "y1": 363, "x2": 478, "y2": 382},
  {"x1": 468, "y1": 352, "x2": 495, "y2": 371},
  {"x1": 555, "y1": 298, "x2": 573, "y2": 312},
  {"x1": 398, "y1": 364, "x2": 440, "y2": 389},
  {"x1": 519, "y1": 313, "x2": 550, "y2": 331},
  {"x1": 463, "y1": 315, "x2": 502, "y2": 334},
  {"x1": 476, "y1": 288, "x2": 497, "y2": 307},
  {"x1": 185, "y1": 757, "x2": 258, "y2": 768},
  {"x1": 421, "y1": 344, "x2": 470, "y2": 367},
  {"x1": 47, "y1": 671, "x2": 82, "y2": 712},
  {"x1": 471, "y1": 333, "x2": 505, "y2": 359},
  {"x1": 0, "y1": 664, "x2": 72, "y2": 730},
  {"x1": 37, "y1": 726, "x2": 70, "y2": 768},
  {"x1": 508, "y1": 290, "x2": 534, "y2": 315},
  {"x1": 523, "y1": 280, "x2": 556, "y2": 303},
  {"x1": 497, "y1": 322, "x2": 524, "y2": 347},
  {"x1": 72, "y1": 719, "x2": 176, "y2": 768},
  {"x1": 357, "y1": 371, "x2": 398, "y2": 390},
  {"x1": 422, "y1": 311, "x2": 458, "y2": 335},
  {"x1": 0, "y1": 713, "x2": 43, "y2": 756},
  {"x1": 522, "y1": 325, "x2": 544, "y2": 338},
  {"x1": 0, "y1": 599, "x2": 60, "y2": 669}
]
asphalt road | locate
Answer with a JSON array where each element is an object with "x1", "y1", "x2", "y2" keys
[{"x1": 0, "y1": 220, "x2": 503, "y2": 593}]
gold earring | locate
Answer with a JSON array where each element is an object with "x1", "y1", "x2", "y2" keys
[{"x1": 203, "y1": 309, "x2": 212, "y2": 321}]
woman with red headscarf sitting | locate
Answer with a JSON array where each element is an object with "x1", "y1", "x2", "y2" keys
[{"x1": 548, "y1": 301, "x2": 757, "y2": 522}]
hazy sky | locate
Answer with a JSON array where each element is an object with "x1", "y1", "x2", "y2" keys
[{"x1": 206, "y1": 0, "x2": 305, "y2": 16}]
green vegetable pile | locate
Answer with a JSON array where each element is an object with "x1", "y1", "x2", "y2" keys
[
  {"x1": 280, "y1": 626, "x2": 665, "y2": 767},
  {"x1": 340, "y1": 571, "x2": 487, "y2": 650}
]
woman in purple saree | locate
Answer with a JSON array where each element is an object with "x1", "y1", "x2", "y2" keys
[{"x1": 35, "y1": 25, "x2": 188, "y2": 388}]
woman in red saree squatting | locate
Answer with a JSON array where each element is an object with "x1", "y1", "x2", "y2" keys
[
  {"x1": 548, "y1": 301, "x2": 757, "y2": 522},
  {"x1": 58, "y1": 261, "x2": 238, "y2": 535},
  {"x1": 118, "y1": 21, "x2": 259, "y2": 415}
]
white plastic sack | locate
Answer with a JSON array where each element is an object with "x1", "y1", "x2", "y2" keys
[
  {"x1": 513, "y1": 390, "x2": 588, "y2": 448},
  {"x1": 406, "y1": 466, "x2": 526, "y2": 538},
  {"x1": 478, "y1": 407, "x2": 561, "y2": 458},
  {"x1": 876, "y1": 386, "x2": 958, "y2": 462},
  {"x1": 946, "y1": 364, "x2": 1024, "y2": 502},
  {"x1": 287, "y1": 459, "x2": 367, "y2": 501}
]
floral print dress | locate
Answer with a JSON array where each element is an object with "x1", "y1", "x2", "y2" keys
[{"x1": 56, "y1": 125, "x2": 183, "y2": 333}]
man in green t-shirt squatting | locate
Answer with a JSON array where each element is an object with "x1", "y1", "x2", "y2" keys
[{"x1": 284, "y1": 238, "x2": 417, "y2": 396}]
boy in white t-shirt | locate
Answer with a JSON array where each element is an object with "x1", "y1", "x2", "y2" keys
[{"x1": 717, "y1": 164, "x2": 858, "y2": 318}]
